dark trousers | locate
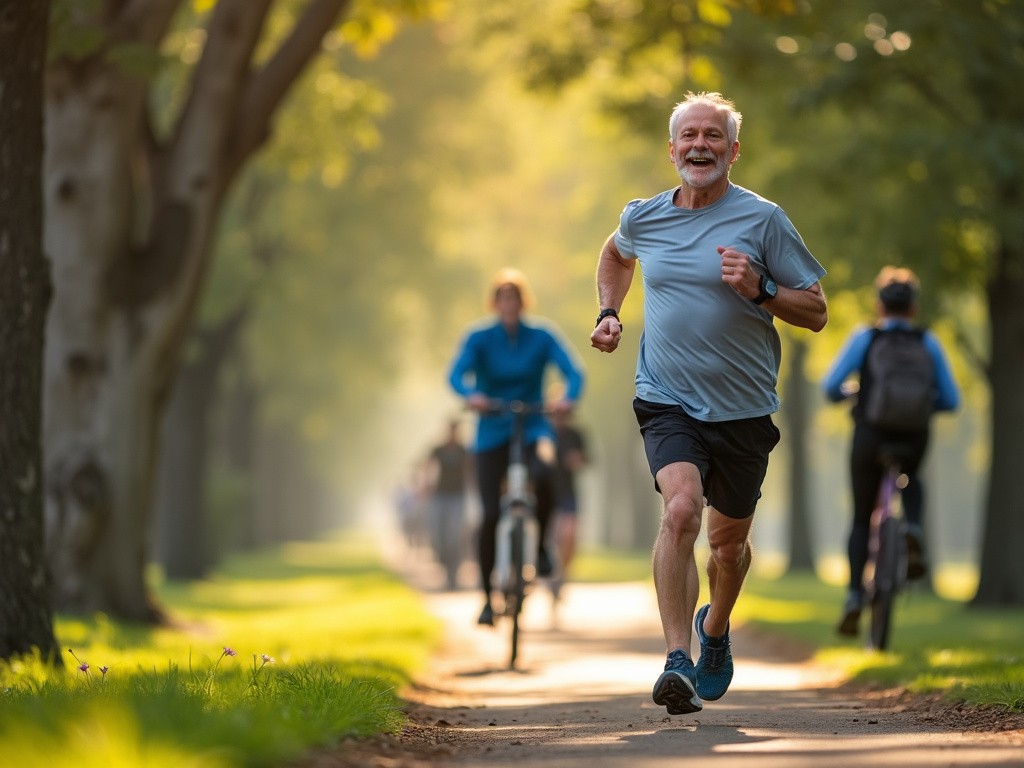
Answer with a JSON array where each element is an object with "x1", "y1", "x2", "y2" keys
[
  {"x1": 475, "y1": 441, "x2": 554, "y2": 602},
  {"x1": 847, "y1": 422, "x2": 929, "y2": 593}
]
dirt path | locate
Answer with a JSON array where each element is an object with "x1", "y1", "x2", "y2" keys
[{"x1": 301, "y1": 555, "x2": 1024, "y2": 768}]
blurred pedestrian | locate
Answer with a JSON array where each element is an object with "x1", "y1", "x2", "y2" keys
[
  {"x1": 425, "y1": 419, "x2": 474, "y2": 590},
  {"x1": 548, "y1": 407, "x2": 588, "y2": 602}
]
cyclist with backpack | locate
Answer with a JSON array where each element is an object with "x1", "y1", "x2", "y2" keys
[{"x1": 822, "y1": 266, "x2": 959, "y2": 637}]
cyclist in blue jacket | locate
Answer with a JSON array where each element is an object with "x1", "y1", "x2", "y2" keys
[
  {"x1": 823, "y1": 266, "x2": 959, "y2": 637},
  {"x1": 449, "y1": 268, "x2": 585, "y2": 626}
]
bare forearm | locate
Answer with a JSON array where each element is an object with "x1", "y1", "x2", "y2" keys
[
  {"x1": 765, "y1": 282, "x2": 828, "y2": 332},
  {"x1": 591, "y1": 235, "x2": 634, "y2": 353}
]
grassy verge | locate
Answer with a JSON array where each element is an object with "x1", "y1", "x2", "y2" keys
[
  {"x1": 572, "y1": 546, "x2": 1024, "y2": 712},
  {"x1": 0, "y1": 534, "x2": 441, "y2": 768}
]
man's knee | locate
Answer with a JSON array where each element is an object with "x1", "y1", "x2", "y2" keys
[
  {"x1": 708, "y1": 532, "x2": 751, "y2": 573},
  {"x1": 661, "y1": 492, "x2": 703, "y2": 540}
]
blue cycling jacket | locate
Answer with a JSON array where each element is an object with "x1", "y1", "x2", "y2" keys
[
  {"x1": 448, "y1": 318, "x2": 585, "y2": 452},
  {"x1": 822, "y1": 318, "x2": 959, "y2": 413}
]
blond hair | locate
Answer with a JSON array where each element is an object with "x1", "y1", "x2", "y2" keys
[
  {"x1": 486, "y1": 267, "x2": 535, "y2": 311},
  {"x1": 874, "y1": 265, "x2": 920, "y2": 293}
]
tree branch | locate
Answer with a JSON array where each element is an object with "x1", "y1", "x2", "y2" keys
[
  {"x1": 226, "y1": 0, "x2": 352, "y2": 176},
  {"x1": 109, "y1": 0, "x2": 183, "y2": 49}
]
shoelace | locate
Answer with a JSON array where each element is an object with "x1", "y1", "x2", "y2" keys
[
  {"x1": 664, "y1": 649, "x2": 691, "y2": 671},
  {"x1": 700, "y1": 637, "x2": 729, "y2": 669}
]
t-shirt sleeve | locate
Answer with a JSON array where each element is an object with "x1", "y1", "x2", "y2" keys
[
  {"x1": 765, "y1": 207, "x2": 826, "y2": 290},
  {"x1": 612, "y1": 199, "x2": 644, "y2": 260}
]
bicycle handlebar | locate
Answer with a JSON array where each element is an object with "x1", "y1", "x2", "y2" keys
[{"x1": 477, "y1": 399, "x2": 550, "y2": 416}]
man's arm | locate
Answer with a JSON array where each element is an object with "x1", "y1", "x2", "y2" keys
[
  {"x1": 591, "y1": 233, "x2": 636, "y2": 353},
  {"x1": 718, "y1": 246, "x2": 828, "y2": 332},
  {"x1": 765, "y1": 281, "x2": 828, "y2": 332}
]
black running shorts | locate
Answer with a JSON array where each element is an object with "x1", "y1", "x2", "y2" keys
[{"x1": 633, "y1": 398, "x2": 781, "y2": 519}]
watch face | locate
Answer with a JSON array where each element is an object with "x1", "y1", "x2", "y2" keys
[{"x1": 766, "y1": 279, "x2": 778, "y2": 298}]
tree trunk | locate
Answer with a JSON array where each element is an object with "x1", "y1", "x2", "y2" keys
[
  {"x1": 154, "y1": 312, "x2": 246, "y2": 580},
  {"x1": 973, "y1": 240, "x2": 1024, "y2": 605},
  {"x1": 783, "y1": 337, "x2": 815, "y2": 572},
  {"x1": 41, "y1": 0, "x2": 349, "y2": 621},
  {"x1": 154, "y1": 360, "x2": 211, "y2": 580},
  {"x1": 0, "y1": 0, "x2": 60, "y2": 663},
  {"x1": 220, "y1": 363, "x2": 259, "y2": 551},
  {"x1": 42, "y1": 55, "x2": 221, "y2": 620}
]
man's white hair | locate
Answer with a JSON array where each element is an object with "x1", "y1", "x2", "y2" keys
[{"x1": 669, "y1": 91, "x2": 743, "y2": 144}]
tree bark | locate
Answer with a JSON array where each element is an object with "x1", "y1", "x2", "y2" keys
[
  {"x1": 783, "y1": 336, "x2": 815, "y2": 572},
  {"x1": 973, "y1": 238, "x2": 1024, "y2": 605},
  {"x1": 42, "y1": 0, "x2": 349, "y2": 621},
  {"x1": 0, "y1": 0, "x2": 60, "y2": 663}
]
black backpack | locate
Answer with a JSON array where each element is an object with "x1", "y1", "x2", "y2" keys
[{"x1": 860, "y1": 327, "x2": 936, "y2": 432}]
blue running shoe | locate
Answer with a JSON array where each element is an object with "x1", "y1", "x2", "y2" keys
[
  {"x1": 694, "y1": 604, "x2": 733, "y2": 701},
  {"x1": 652, "y1": 649, "x2": 702, "y2": 715}
]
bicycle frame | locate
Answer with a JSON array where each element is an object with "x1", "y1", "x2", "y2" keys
[
  {"x1": 868, "y1": 448, "x2": 910, "y2": 650},
  {"x1": 489, "y1": 400, "x2": 545, "y2": 669}
]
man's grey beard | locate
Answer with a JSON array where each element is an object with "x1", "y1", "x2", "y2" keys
[{"x1": 677, "y1": 152, "x2": 729, "y2": 188}]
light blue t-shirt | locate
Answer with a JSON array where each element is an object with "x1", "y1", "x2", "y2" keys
[{"x1": 614, "y1": 183, "x2": 826, "y2": 421}]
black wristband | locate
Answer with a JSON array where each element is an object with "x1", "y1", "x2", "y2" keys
[{"x1": 596, "y1": 308, "x2": 620, "y2": 328}]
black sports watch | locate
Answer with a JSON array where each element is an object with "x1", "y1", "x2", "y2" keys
[
  {"x1": 753, "y1": 275, "x2": 778, "y2": 305},
  {"x1": 596, "y1": 308, "x2": 621, "y2": 327}
]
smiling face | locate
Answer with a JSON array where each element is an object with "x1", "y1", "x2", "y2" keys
[{"x1": 669, "y1": 102, "x2": 739, "y2": 198}]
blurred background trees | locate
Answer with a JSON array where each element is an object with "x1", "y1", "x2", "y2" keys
[{"x1": 10, "y1": 0, "x2": 1021, "y2": 638}]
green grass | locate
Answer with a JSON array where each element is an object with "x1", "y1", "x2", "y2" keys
[
  {"x1": 5, "y1": 540, "x2": 1021, "y2": 767},
  {"x1": 572, "y1": 546, "x2": 1024, "y2": 712},
  {"x1": 737, "y1": 570, "x2": 1024, "y2": 710},
  {"x1": 0, "y1": 533, "x2": 441, "y2": 768}
]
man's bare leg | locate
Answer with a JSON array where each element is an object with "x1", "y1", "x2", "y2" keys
[
  {"x1": 651, "y1": 462, "x2": 705, "y2": 655},
  {"x1": 650, "y1": 461, "x2": 706, "y2": 714},
  {"x1": 702, "y1": 508, "x2": 754, "y2": 637}
]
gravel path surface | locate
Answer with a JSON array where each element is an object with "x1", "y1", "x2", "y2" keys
[{"x1": 297, "y1": 554, "x2": 1024, "y2": 768}]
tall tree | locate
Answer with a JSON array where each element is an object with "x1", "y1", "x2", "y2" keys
[
  {"x1": 757, "y1": 0, "x2": 1024, "y2": 604},
  {"x1": 782, "y1": 335, "x2": 815, "y2": 571},
  {"x1": 42, "y1": 0, "x2": 436, "y2": 621},
  {"x1": 0, "y1": 0, "x2": 60, "y2": 663}
]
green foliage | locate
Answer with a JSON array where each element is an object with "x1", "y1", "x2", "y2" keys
[
  {"x1": 0, "y1": 536, "x2": 440, "y2": 767},
  {"x1": 48, "y1": 0, "x2": 106, "y2": 61},
  {"x1": 738, "y1": 572, "x2": 1024, "y2": 711}
]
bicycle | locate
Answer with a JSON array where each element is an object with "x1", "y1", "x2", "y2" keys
[
  {"x1": 866, "y1": 444, "x2": 915, "y2": 651},
  {"x1": 485, "y1": 399, "x2": 546, "y2": 669}
]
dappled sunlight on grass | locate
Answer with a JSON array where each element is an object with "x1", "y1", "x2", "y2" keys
[
  {"x1": 738, "y1": 571, "x2": 1024, "y2": 710},
  {"x1": 0, "y1": 703, "x2": 229, "y2": 768},
  {"x1": 934, "y1": 562, "x2": 979, "y2": 601},
  {"x1": 1, "y1": 533, "x2": 441, "y2": 768}
]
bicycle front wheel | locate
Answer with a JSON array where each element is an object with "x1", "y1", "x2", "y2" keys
[
  {"x1": 507, "y1": 515, "x2": 527, "y2": 668},
  {"x1": 869, "y1": 516, "x2": 903, "y2": 650}
]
